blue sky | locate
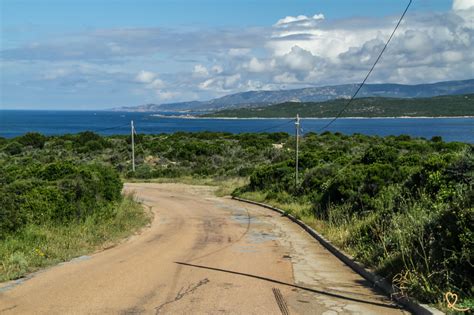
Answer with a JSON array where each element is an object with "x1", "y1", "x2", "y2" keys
[{"x1": 1, "y1": 0, "x2": 472, "y2": 109}]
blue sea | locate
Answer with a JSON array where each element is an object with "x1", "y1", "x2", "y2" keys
[{"x1": 0, "y1": 110, "x2": 473, "y2": 143}]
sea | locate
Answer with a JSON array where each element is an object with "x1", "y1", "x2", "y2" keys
[{"x1": 0, "y1": 110, "x2": 473, "y2": 143}]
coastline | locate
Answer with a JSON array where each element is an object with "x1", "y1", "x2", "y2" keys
[
  {"x1": 150, "y1": 114, "x2": 474, "y2": 120},
  {"x1": 2, "y1": 111, "x2": 472, "y2": 143}
]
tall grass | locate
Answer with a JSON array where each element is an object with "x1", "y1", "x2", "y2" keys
[
  {"x1": 127, "y1": 176, "x2": 249, "y2": 197},
  {"x1": 235, "y1": 184, "x2": 473, "y2": 311},
  {"x1": 0, "y1": 195, "x2": 150, "y2": 282}
]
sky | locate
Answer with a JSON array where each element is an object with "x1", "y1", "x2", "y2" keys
[{"x1": 1, "y1": 0, "x2": 473, "y2": 109}]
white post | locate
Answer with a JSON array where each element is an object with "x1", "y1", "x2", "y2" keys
[
  {"x1": 131, "y1": 120, "x2": 135, "y2": 172},
  {"x1": 295, "y1": 113, "x2": 300, "y2": 188}
]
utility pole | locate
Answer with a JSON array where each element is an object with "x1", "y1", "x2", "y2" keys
[
  {"x1": 295, "y1": 113, "x2": 300, "y2": 188},
  {"x1": 131, "y1": 120, "x2": 135, "y2": 172}
]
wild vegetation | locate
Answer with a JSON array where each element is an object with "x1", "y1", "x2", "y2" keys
[
  {"x1": 205, "y1": 94, "x2": 474, "y2": 118},
  {"x1": 0, "y1": 132, "x2": 150, "y2": 281},
  {"x1": 234, "y1": 132, "x2": 473, "y2": 308},
  {"x1": 1, "y1": 130, "x2": 472, "y2": 309}
]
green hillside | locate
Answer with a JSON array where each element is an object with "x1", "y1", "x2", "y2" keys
[{"x1": 205, "y1": 94, "x2": 474, "y2": 118}]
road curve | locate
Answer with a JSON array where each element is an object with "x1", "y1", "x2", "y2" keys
[{"x1": 0, "y1": 183, "x2": 408, "y2": 314}]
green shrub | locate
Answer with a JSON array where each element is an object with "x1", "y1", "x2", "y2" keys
[
  {"x1": 76, "y1": 131, "x2": 102, "y2": 145},
  {"x1": 3, "y1": 141, "x2": 23, "y2": 155},
  {"x1": 236, "y1": 132, "x2": 473, "y2": 303},
  {"x1": 0, "y1": 161, "x2": 122, "y2": 238},
  {"x1": 0, "y1": 188, "x2": 26, "y2": 238},
  {"x1": 39, "y1": 162, "x2": 77, "y2": 181},
  {"x1": 17, "y1": 132, "x2": 47, "y2": 149},
  {"x1": 362, "y1": 145, "x2": 397, "y2": 164}
]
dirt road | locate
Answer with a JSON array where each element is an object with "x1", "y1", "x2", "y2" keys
[{"x1": 0, "y1": 183, "x2": 408, "y2": 314}]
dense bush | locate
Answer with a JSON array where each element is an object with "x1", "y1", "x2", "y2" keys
[
  {"x1": 0, "y1": 161, "x2": 122, "y2": 238},
  {"x1": 3, "y1": 141, "x2": 23, "y2": 155},
  {"x1": 0, "y1": 131, "x2": 284, "y2": 237},
  {"x1": 0, "y1": 133, "x2": 156, "y2": 283},
  {"x1": 17, "y1": 132, "x2": 47, "y2": 149},
  {"x1": 241, "y1": 132, "x2": 473, "y2": 303}
]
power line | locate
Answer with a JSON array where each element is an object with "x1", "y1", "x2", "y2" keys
[
  {"x1": 92, "y1": 123, "x2": 130, "y2": 133},
  {"x1": 318, "y1": 0, "x2": 412, "y2": 132},
  {"x1": 254, "y1": 119, "x2": 294, "y2": 133}
]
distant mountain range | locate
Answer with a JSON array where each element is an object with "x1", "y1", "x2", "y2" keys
[{"x1": 112, "y1": 79, "x2": 474, "y2": 112}]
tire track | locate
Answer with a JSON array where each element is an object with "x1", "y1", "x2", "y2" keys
[{"x1": 273, "y1": 288, "x2": 290, "y2": 315}]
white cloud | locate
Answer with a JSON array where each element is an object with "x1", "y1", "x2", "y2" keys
[
  {"x1": 156, "y1": 90, "x2": 177, "y2": 100},
  {"x1": 442, "y1": 50, "x2": 464, "y2": 63},
  {"x1": 147, "y1": 78, "x2": 165, "y2": 89},
  {"x1": 135, "y1": 70, "x2": 165, "y2": 95},
  {"x1": 135, "y1": 70, "x2": 156, "y2": 83},
  {"x1": 275, "y1": 13, "x2": 325, "y2": 27},
  {"x1": 225, "y1": 74, "x2": 241, "y2": 87},
  {"x1": 43, "y1": 68, "x2": 69, "y2": 80},
  {"x1": 193, "y1": 64, "x2": 209, "y2": 77},
  {"x1": 312, "y1": 14, "x2": 325, "y2": 20},
  {"x1": 199, "y1": 74, "x2": 241, "y2": 91},
  {"x1": 274, "y1": 72, "x2": 299, "y2": 84},
  {"x1": 228, "y1": 48, "x2": 251, "y2": 56},
  {"x1": 3, "y1": 1, "x2": 473, "y2": 106},
  {"x1": 268, "y1": 23, "x2": 384, "y2": 61},
  {"x1": 453, "y1": 0, "x2": 474, "y2": 10},
  {"x1": 265, "y1": 3, "x2": 474, "y2": 87},
  {"x1": 247, "y1": 57, "x2": 268, "y2": 72},
  {"x1": 401, "y1": 30, "x2": 432, "y2": 53},
  {"x1": 199, "y1": 78, "x2": 214, "y2": 90},
  {"x1": 280, "y1": 46, "x2": 318, "y2": 72},
  {"x1": 211, "y1": 65, "x2": 223, "y2": 74},
  {"x1": 106, "y1": 42, "x2": 123, "y2": 53},
  {"x1": 276, "y1": 15, "x2": 309, "y2": 26}
]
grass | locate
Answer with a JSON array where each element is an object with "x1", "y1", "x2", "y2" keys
[
  {"x1": 126, "y1": 176, "x2": 249, "y2": 198},
  {"x1": 125, "y1": 176, "x2": 216, "y2": 185},
  {"x1": 230, "y1": 192, "x2": 346, "y2": 244},
  {"x1": 214, "y1": 177, "x2": 249, "y2": 197},
  {"x1": 0, "y1": 194, "x2": 151, "y2": 282},
  {"x1": 238, "y1": 191, "x2": 267, "y2": 203},
  {"x1": 237, "y1": 193, "x2": 346, "y2": 244},
  {"x1": 234, "y1": 192, "x2": 474, "y2": 312}
]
